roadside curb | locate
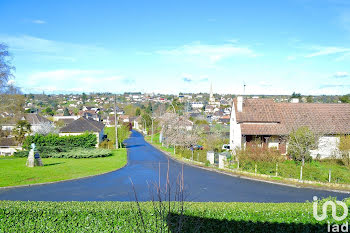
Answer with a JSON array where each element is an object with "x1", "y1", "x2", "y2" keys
[
  {"x1": 144, "y1": 137, "x2": 350, "y2": 194},
  {"x1": 0, "y1": 149, "x2": 129, "y2": 190}
]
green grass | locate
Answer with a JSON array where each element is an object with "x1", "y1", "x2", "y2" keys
[
  {"x1": 238, "y1": 159, "x2": 350, "y2": 184},
  {"x1": 145, "y1": 132, "x2": 208, "y2": 162},
  {"x1": 145, "y1": 133, "x2": 350, "y2": 188},
  {"x1": 0, "y1": 149, "x2": 127, "y2": 187},
  {"x1": 0, "y1": 200, "x2": 348, "y2": 232}
]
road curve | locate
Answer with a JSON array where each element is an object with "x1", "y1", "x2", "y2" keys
[{"x1": 0, "y1": 130, "x2": 348, "y2": 202}]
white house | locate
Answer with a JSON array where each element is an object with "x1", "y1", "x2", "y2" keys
[{"x1": 0, "y1": 138, "x2": 21, "y2": 156}]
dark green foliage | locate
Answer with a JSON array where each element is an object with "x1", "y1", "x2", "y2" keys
[
  {"x1": 63, "y1": 107, "x2": 70, "y2": 116},
  {"x1": 291, "y1": 92, "x2": 301, "y2": 99},
  {"x1": 14, "y1": 148, "x2": 112, "y2": 159},
  {"x1": 135, "y1": 107, "x2": 141, "y2": 116},
  {"x1": 82, "y1": 92, "x2": 87, "y2": 104},
  {"x1": 23, "y1": 133, "x2": 97, "y2": 149},
  {"x1": 13, "y1": 150, "x2": 29, "y2": 157},
  {"x1": 0, "y1": 201, "x2": 346, "y2": 232},
  {"x1": 51, "y1": 148, "x2": 113, "y2": 158},
  {"x1": 22, "y1": 133, "x2": 97, "y2": 157},
  {"x1": 339, "y1": 94, "x2": 350, "y2": 103},
  {"x1": 44, "y1": 107, "x2": 54, "y2": 116}
]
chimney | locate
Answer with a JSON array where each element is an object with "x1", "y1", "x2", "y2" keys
[{"x1": 237, "y1": 96, "x2": 243, "y2": 112}]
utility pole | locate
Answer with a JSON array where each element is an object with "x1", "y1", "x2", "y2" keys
[
  {"x1": 151, "y1": 117, "x2": 154, "y2": 143},
  {"x1": 114, "y1": 95, "x2": 119, "y2": 149}
]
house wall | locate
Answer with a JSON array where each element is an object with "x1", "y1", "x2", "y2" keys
[
  {"x1": 1, "y1": 125, "x2": 15, "y2": 131},
  {"x1": 0, "y1": 146, "x2": 22, "y2": 156},
  {"x1": 229, "y1": 101, "x2": 242, "y2": 150},
  {"x1": 310, "y1": 136, "x2": 341, "y2": 159},
  {"x1": 268, "y1": 140, "x2": 279, "y2": 149}
]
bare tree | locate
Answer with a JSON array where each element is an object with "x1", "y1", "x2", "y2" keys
[
  {"x1": 0, "y1": 43, "x2": 14, "y2": 93},
  {"x1": 0, "y1": 43, "x2": 23, "y2": 124},
  {"x1": 160, "y1": 113, "x2": 199, "y2": 154},
  {"x1": 33, "y1": 121, "x2": 59, "y2": 135}
]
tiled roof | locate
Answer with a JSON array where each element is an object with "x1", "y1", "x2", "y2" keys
[
  {"x1": 237, "y1": 99, "x2": 281, "y2": 123},
  {"x1": 235, "y1": 98, "x2": 350, "y2": 135},
  {"x1": 60, "y1": 117, "x2": 104, "y2": 133},
  {"x1": 23, "y1": 114, "x2": 50, "y2": 125}
]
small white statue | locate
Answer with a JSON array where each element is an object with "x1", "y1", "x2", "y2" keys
[{"x1": 26, "y1": 143, "x2": 43, "y2": 167}]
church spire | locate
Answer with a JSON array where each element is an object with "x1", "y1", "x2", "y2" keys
[{"x1": 210, "y1": 82, "x2": 213, "y2": 98}]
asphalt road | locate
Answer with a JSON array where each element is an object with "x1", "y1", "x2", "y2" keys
[{"x1": 0, "y1": 130, "x2": 348, "y2": 202}]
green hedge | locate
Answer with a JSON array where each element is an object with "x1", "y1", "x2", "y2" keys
[
  {"x1": 51, "y1": 148, "x2": 113, "y2": 158},
  {"x1": 0, "y1": 201, "x2": 348, "y2": 232},
  {"x1": 21, "y1": 133, "x2": 97, "y2": 157},
  {"x1": 13, "y1": 150, "x2": 29, "y2": 158},
  {"x1": 14, "y1": 148, "x2": 112, "y2": 159},
  {"x1": 23, "y1": 133, "x2": 97, "y2": 150}
]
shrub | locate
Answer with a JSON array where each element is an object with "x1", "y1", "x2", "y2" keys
[
  {"x1": 99, "y1": 140, "x2": 114, "y2": 149},
  {"x1": 50, "y1": 148, "x2": 113, "y2": 159},
  {"x1": 23, "y1": 133, "x2": 97, "y2": 150},
  {"x1": 22, "y1": 133, "x2": 97, "y2": 157},
  {"x1": 288, "y1": 127, "x2": 317, "y2": 164},
  {"x1": 13, "y1": 150, "x2": 29, "y2": 158},
  {"x1": 236, "y1": 141, "x2": 285, "y2": 163}
]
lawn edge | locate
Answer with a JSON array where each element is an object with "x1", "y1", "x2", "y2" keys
[
  {"x1": 0, "y1": 148, "x2": 129, "y2": 190},
  {"x1": 143, "y1": 132, "x2": 350, "y2": 194}
]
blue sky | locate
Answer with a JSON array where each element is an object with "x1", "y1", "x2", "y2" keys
[{"x1": 1, "y1": 0, "x2": 350, "y2": 95}]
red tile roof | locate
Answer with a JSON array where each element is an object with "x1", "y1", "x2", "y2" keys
[{"x1": 235, "y1": 98, "x2": 350, "y2": 135}]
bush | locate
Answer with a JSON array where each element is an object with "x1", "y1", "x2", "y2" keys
[
  {"x1": 51, "y1": 148, "x2": 113, "y2": 159},
  {"x1": 236, "y1": 141, "x2": 285, "y2": 163},
  {"x1": 22, "y1": 133, "x2": 97, "y2": 157},
  {"x1": 99, "y1": 140, "x2": 114, "y2": 149},
  {"x1": 288, "y1": 127, "x2": 317, "y2": 164},
  {"x1": 13, "y1": 150, "x2": 29, "y2": 158},
  {"x1": 0, "y1": 201, "x2": 345, "y2": 232},
  {"x1": 23, "y1": 133, "x2": 97, "y2": 150}
]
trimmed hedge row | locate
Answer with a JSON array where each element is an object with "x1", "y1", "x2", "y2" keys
[
  {"x1": 23, "y1": 133, "x2": 97, "y2": 150},
  {"x1": 16, "y1": 133, "x2": 98, "y2": 158},
  {"x1": 0, "y1": 201, "x2": 348, "y2": 232},
  {"x1": 51, "y1": 148, "x2": 113, "y2": 158},
  {"x1": 14, "y1": 148, "x2": 112, "y2": 159}
]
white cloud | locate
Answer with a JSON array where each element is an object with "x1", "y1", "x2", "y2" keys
[
  {"x1": 24, "y1": 69, "x2": 132, "y2": 93},
  {"x1": 333, "y1": 71, "x2": 349, "y2": 78},
  {"x1": 0, "y1": 34, "x2": 107, "y2": 61},
  {"x1": 32, "y1": 19, "x2": 46, "y2": 24},
  {"x1": 157, "y1": 42, "x2": 257, "y2": 64},
  {"x1": 305, "y1": 46, "x2": 350, "y2": 58}
]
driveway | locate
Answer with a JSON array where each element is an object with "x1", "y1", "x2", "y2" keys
[{"x1": 0, "y1": 130, "x2": 348, "y2": 202}]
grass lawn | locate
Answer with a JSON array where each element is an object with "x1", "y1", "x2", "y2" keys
[
  {"x1": 0, "y1": 149, "x2": 127, "y2": 187},
  {"x1": 145, "y1": 132, "x2": 350, "y2": 188},
  {"x1": 1, "y1": 200, "x2": 348, "y2": 232}
]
